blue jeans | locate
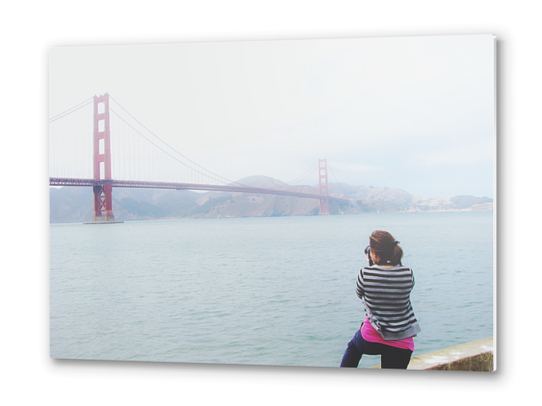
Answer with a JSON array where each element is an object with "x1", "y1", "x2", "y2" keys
[{"x1": 340, "y1": 328, "x2": 413, "y2": 369}]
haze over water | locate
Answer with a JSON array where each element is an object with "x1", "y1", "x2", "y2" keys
[{"x1": 50, "y1": 211, "x2": 493, "y2": 368}]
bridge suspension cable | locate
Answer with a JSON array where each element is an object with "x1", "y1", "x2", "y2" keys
[
  {"x1": 49, "y1": 94, "x2": 346, "y2": 197},
  {"x1": 49, "y1": 98, "x2": 93, "y2": 179},
  {"x1": 108, "y1": 95, "x2": 254, "y2": 188},
  {"x1": 285, "y1": 161, "x2": 318, "y2": 186},
  {"x1": 327, "y1": 162, "x2": 347, "y2": 196},
  {"x1": 49, "y1": 97, "x2": 94, "y2": 123}
]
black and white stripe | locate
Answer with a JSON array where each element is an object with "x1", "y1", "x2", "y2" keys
[{"x1": 356, "y1": 265, "x2": 421, "y2": 340}]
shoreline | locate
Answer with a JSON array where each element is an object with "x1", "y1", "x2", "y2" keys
[{"x1": 49, "y1": 208, "x2": 493, "y2": 225}]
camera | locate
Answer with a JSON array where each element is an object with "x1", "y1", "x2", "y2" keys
[{"x1": 364, "y1": 245, "x2": 374, "y2": 266}]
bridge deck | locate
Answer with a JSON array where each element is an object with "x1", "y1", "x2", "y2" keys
[{"x1": 49, "y1": 178, "x2": 351, "y2": 203}]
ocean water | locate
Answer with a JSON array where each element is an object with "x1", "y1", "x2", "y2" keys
[{"x1": 50, "y1": 211, "x2": 494, "y2": 369}]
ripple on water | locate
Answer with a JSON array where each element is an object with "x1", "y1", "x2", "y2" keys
[{"x1": 50, "y1": 212, "x2": 494, "y2": 367}]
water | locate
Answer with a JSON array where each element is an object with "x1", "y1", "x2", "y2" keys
[{"x1": 50, "y1": 211, "x2": 494, "y2": 368}]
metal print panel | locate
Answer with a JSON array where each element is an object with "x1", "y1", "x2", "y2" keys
[{"x1": 49, "y1": 34, "x2": 495, "y2": 371}]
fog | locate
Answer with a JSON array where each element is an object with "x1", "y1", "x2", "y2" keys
[{"x1": 49, "y1": 34, "x2": 495, "y2": 198}]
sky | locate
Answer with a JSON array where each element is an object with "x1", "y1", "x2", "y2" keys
[{"x1": 49, "y1": 34, "x2": 495, "y2": 198}]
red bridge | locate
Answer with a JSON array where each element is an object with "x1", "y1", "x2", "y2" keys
[{"x1": 49, "y1": 94, "x2": 350, "y2": 223}]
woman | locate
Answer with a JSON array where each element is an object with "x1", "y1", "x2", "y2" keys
[{"x1": 340, "y1": 230, "x2": 421, "y2": 369}]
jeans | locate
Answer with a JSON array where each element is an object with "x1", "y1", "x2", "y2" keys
[{"x1": 340, "y1": 328, "x2": 413, "y2": 369}]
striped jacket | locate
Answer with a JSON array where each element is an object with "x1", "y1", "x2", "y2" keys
[{"x1": 356, "y1": 265, "x2": 421, "y2": 341}]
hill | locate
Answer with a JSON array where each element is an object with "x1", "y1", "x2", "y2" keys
[{"x1": 49, "y1": 176, "x2": 493, "y2": 223}]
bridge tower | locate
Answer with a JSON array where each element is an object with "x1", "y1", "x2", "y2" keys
[
  {"x1": 90, "y1": 93, "x2": 118, "y2": 223},
  {"x1": 318, "y1": 158, "x2": 330, "y2": 215}
]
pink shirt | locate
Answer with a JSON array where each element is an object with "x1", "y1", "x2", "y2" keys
[{"x1": 361, "y1": 317, "x2": 415, "y2": 351}]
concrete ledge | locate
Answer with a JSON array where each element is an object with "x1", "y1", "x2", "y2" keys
[{"x1": 407, "y1": 337, "x2": 494, "y2": 371}]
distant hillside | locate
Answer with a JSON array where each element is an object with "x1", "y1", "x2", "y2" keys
[
  {"x1": 186, "y1": 176, "x2": 323, "y2": 219},
  {"x1": 49, "y1": 176, "x2": 493, "y2": 223},
  {"x1": 49, "y1": 187, "x2": 202, "y2": 223},
  {"x1": 50, "y1": 187, "x2": 94, "y2": 223}
]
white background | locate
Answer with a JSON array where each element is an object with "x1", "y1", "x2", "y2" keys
[{"x1": 1, "y1": 0, "x2": 537, "y2": 404}]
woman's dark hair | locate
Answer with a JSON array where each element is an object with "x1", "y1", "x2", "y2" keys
[{"x1": 369, "y1": 230, "x2": 403, "y2": 266}]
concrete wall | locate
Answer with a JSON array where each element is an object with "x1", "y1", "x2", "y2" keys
[{"x1": 407, "y1": 337, "x2": 494, "y2": 371}]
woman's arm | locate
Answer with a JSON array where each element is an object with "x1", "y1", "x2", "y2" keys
[{"x1": 355, "y1": 268, "x2": 365, "y2": 300}]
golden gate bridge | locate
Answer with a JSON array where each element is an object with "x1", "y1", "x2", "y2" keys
[{"x1": 49, "y1": 94, "x2": 350, "y2": 223}]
